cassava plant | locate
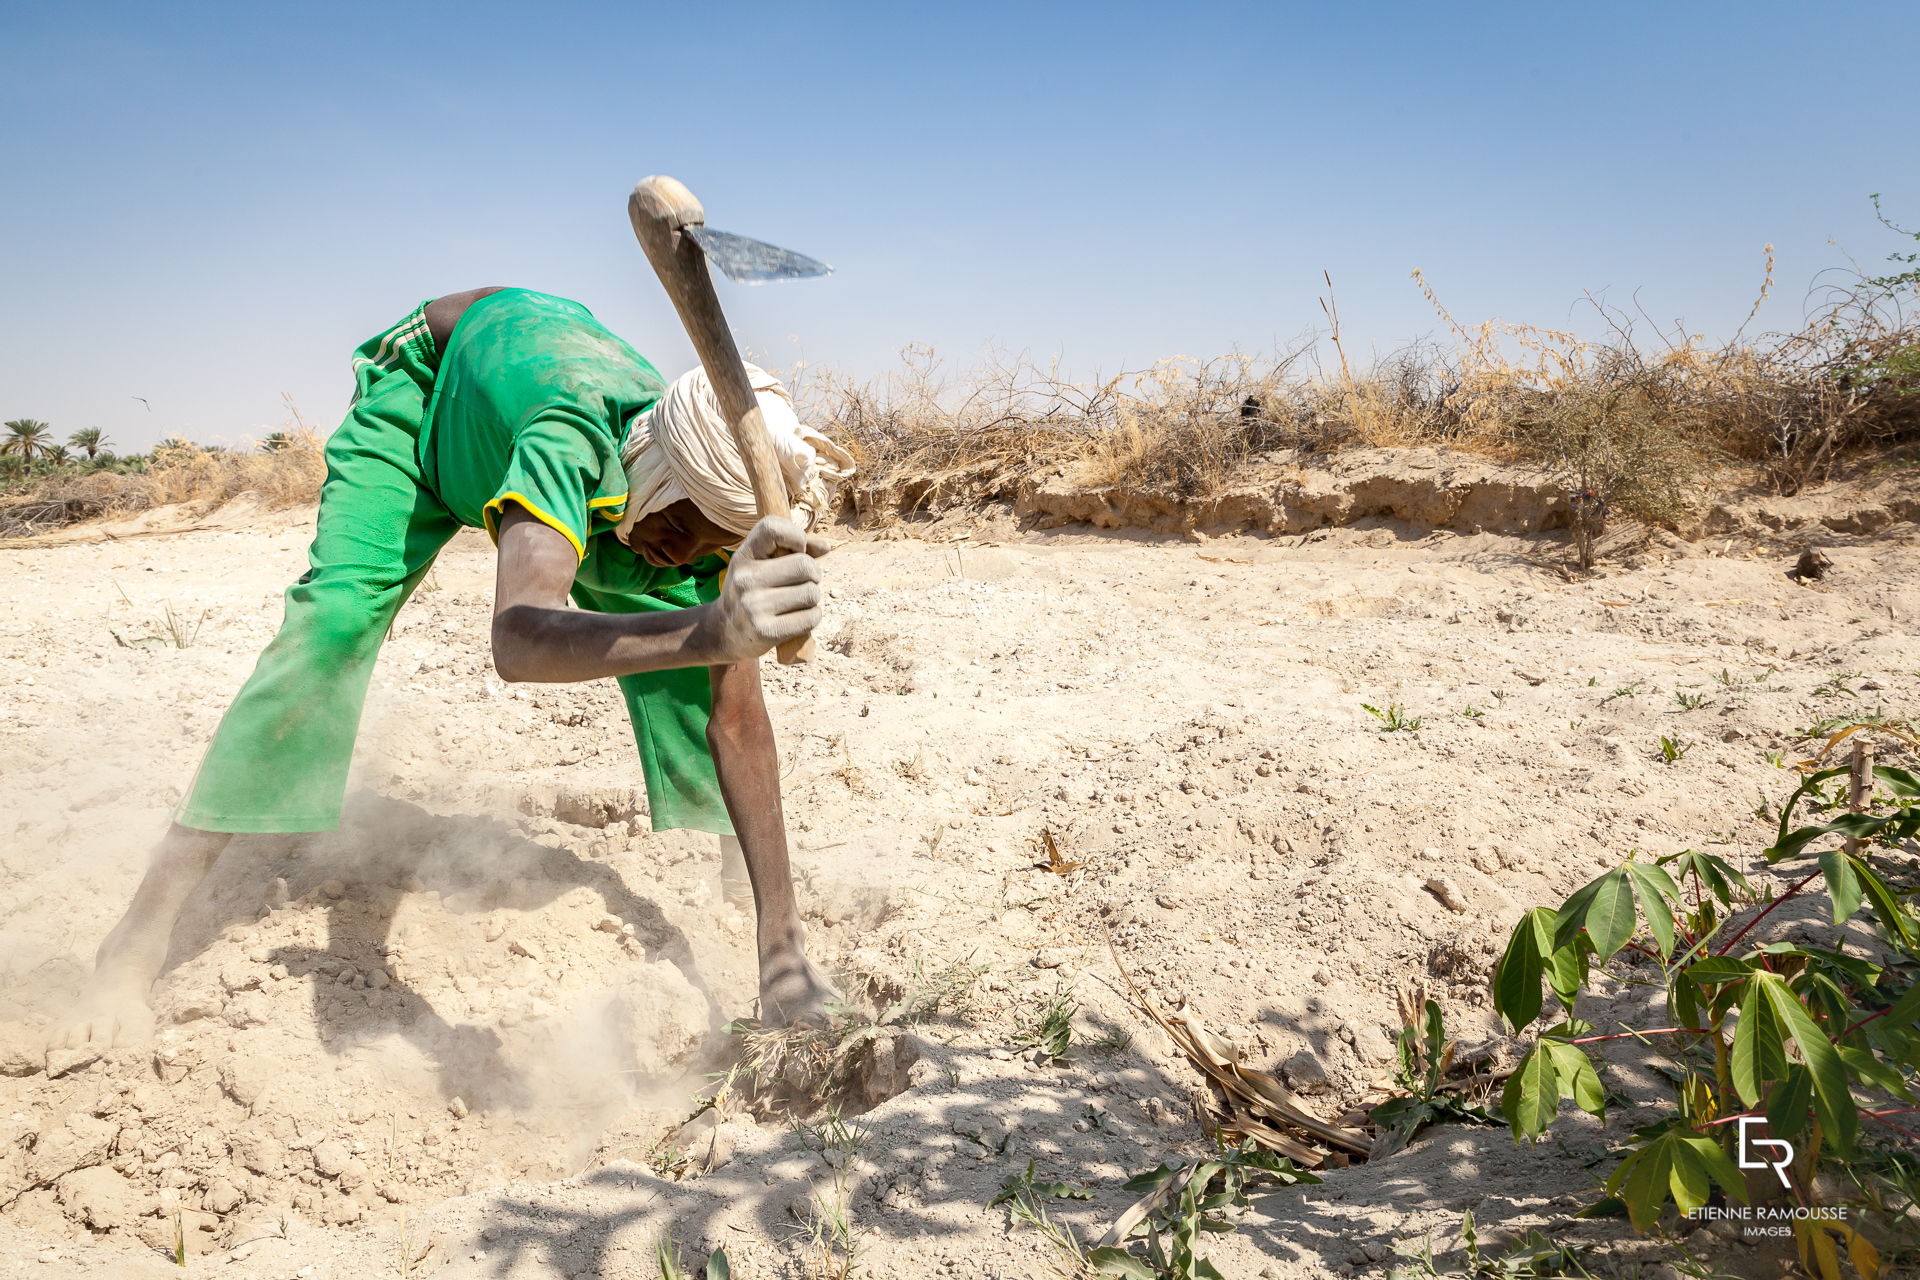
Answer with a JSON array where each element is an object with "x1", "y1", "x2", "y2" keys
[{"x1": 1491, "y1": 719, "x2": 1920, "y2": 1278}]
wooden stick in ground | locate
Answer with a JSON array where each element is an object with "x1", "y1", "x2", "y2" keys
[
  {"x1": 628, "y1": 175, "x2": 814, "y2": 665},
  {"x1": 1845, "y1": 736, "x2": 1873, "y2": 857}
]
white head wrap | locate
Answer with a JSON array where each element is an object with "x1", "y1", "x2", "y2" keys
[{"x1": 616, "y1": 363, "x2": 856, "y2": 540}]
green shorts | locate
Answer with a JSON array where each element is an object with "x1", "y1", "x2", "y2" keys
[{"x1": 174, "y1": 304, "x2": 733, "y2": 836}]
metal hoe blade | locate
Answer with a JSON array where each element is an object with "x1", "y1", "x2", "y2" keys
[{"x1": 684, "y1": 226, "x2": 832, "y2": 284}]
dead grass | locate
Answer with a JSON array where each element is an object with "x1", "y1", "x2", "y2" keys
[
  {"x1": 0, "y1": 432, "x2": 325, "y2": 537},
  {"x1": 7, "y1": 260, "x2": 1916, "y2": 544},
  {"x1": 798, "y1": 259, "x2": 1920, "y2": 529}
]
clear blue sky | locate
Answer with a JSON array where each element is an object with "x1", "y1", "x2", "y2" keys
[{"x1": 3, "y1": 0, "x2": 1915, "y2": 451}]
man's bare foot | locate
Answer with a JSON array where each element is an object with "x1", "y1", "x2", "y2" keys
[
  {"x1": 46, "y1": 966, "x2": 155, "y2": 1060},
  {"x1": 45, "y1": 824, "x2": 228, "y2": 1061},
  {"x1": 759, "y1": 949, "x2": 841, "y2": 1029}
]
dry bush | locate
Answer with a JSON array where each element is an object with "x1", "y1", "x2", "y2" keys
[
  {"x1": 804, "y1": 258, "x2": 1919, "y2": 527},
  {"x1": 0, "y1": 431, "x2": 325, "y2": 537},
  {"x1": 802, "y1": 343, "x2": 1131, "y2": 514}
]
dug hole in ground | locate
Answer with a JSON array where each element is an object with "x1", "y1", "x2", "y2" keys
[{"x1": 0, "y1": 454, "x2": 1915, "y2": 1280}]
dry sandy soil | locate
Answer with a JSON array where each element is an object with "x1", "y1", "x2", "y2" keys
[{"x1": 0, "y1": 465, "x2": 1916, "y2": 1280}]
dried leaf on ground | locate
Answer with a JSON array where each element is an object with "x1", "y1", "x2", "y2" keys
[
  {"x1": 1101, "y1": 925, "x2": 1372, "y2": 1163},
  {"x1": 1033, "y1": 828, "x2": 1083, "y2": 875}
]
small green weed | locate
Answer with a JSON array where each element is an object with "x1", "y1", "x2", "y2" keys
[
  {"x1": 1656, "y1": 736, "x2": 1690, "y2": 763},
  {"x1": 992, "y1": 1160, "x2": 1095, "y2": 1273},
  {"x1": 111, "y1": 603, "x2": 209, "y2": 650},
  {"x1": 1460, "y1": 704, "x2": 1487, "y2": 720},
  {"x1": 790, "y1": 1109, "x2": 863, "y2": 1279},
  {"x1": 875, "y1": 953, "x2": 989, "y2": 1027},
  {"x1": 1012, "y1": 985, "x2": 1077, "y2": 1063},
  {"x1": 654, "y1": 1238, "x2": 732, "y2": 1280},
  {"x1": 992, "y1": 1158, "x2": 1094, "y2": 1213},
  {"x1": 1370, "y1": 998, "x2": 1501, "y2": 1152},
  {"x1": 1602, "y1": 681, "x2": 1645, "y2": 703},
  {"x1": 1089, "y1": 1142, "x2": 1319, "y2": 1279},
  {"x1": 1363, "y1": 702, "x2": 1422, "y2": 732},
  {"x1": 1813, "y1": 671, "x2": 1865, "y2": 699},
  {"x1": 1673, "y1": 691, "x2": 1708, "y2": 711},
  {"x1": 1391, "y1": 1209, "x2": 1596, "y2": 1279}
]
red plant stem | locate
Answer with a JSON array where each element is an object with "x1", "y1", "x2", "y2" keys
[
  {"x1": 1871, "y1": 1116, "x2": 1920, "y2": 1145},
  {"x1": 1704, "y1": 1111, "x2": 1759, "y2": 1127},
  {"x1": 1569, "y1": 1028, "x2": 1711, "y2": 1045},
  {"x1": 1841, "y1": 1005, "x2": 1895, "y2": 1038},
  {"x1": 1714, "y1": 868, "x2": 1823, "y2": 956}
]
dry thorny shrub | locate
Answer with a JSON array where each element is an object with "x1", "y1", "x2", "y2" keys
[
  {"x1": 0, "y1": 432, "x2": 326, "y2": 537},
  {"x1": 797, "y1": 260, "x2": 1920, "y2": 527}
]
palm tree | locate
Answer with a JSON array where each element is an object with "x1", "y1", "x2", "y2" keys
[
  {"x1": 2, "y1": 419, "x2": 54, "y2": 463},
  {"x1": 69, "y1": 427, "x2": 107, "y2": 459},
  {"x1": 44, "y1": 444, "x2": 72, "y2": 466},
  {"x1": 260, "y1": 432, "x2": 293, "y2": 452}
]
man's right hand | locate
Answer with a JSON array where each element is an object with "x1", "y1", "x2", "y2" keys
[{"x1": 699, "y1": 517, "x2": 829, "y2": 664}]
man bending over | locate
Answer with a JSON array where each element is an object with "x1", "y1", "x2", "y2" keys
[{"x1": 52, "y1": 286, "x2": 856, "y2": 1054}]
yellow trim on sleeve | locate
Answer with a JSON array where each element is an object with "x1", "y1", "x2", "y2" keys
[
  {"x1": 588, "y1": 492, "x2": 628, "y2": 521},
  {"x1": 484, "y1": 492, "x2": 586, "y2": 562}
]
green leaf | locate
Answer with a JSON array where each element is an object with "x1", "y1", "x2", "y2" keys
[
  {"x1": 1769, "y1": 811, "x2": 1894, "y2": 864},
  {"x1": 1607, "y1": 1128, "x2": 1749, "y2": 1232},
  {"x1": 1544, "y1": 1041, "x2": 1606, "y2": 1119},
  {"x1": 1539, "y1": 1018, "x2": 1596, "y2": 1039},
  {"x1": 1608, "y1": 1136, "x2": 1675, "y2": 1232},
  {"x1": 1502, "y1": 1043, "x2": 1562, "y2": 1139},
  {"x1": 1370, "y1": 1096, "x2": 1435, "y2": 1132},
  {"x1": 1119, "y1": 1165, "x2": 1179, "y2": 1195},
  {"x1": 1671, "y1": 966, "x2": 1702, "y2": 1030},
  {"x1": 1421, "y1": 999, "x2": 1446, "y2": 1090},
  {"x1": 1731, "y1": 983, "x2": 1787, "y2": 1106},
  {"x1": 1769, "y1": 765, "x2": 1851, "y2": 854},
  {"x1": 1853, "y1": 858, "x2": 1919, "y2": 948},
  {"x1": 1837, "y1": 1044, "x2": 1913, "y2": 1102},
  {"x1": 1086, "y1": 1249, "x2": 1157, "y2": 1280},
  {"x1": 1659, "y1": 848, "x2": 1751, "y2": 905},
  {"x1": 1679, "y1": 1133, "x2": 1749, "y2": 1207},
  {"x1": 1626, "y1": 861, "x2": 1679, "y2": 957},
  {"x1": 1767, "y1": 1063, "x2": 1815, "y2": 1141},
  {"x1": 1756, "y1": 971, "x2": 1857, "y2": 1153},
  {"x1": 1819, "y1": 845, "x2": 1864, "y2": 923},
  {"x1": 1872, "y1": 978, "x2": 1920, "y2": 1036},
  {"x1": 1666, "y1": 1136, "x2": 1713, "y2": 1214},
  {"x1": 1545, "y1": 938, "x2": 1587, "y2": 1007},
  {"x1": 1685, "y1": 956, "x2": 1756, "y2": 986},
  {"x1": 1874, "y1": 765, "x2": 1920, "y2": 799},
  {"x1": 706, "y1": 1248, "x2": 732, "y2": 1280},
  {"x1": 1801, "y1": 971, "x2": 1852, "y2": 1028},
  {"x1": 1493, "y1": 908, "x2": 1558, "y2": 1030},
  {"x1": 1556, "y1": 868, "x2": 1638, "y2": 961}
]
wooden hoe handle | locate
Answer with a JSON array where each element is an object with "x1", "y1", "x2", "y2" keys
[{"x1": 628, "y1": 175, "x2": 814, "y2": 665}]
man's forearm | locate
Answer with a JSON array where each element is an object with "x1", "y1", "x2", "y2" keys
[
  {"x1": 492, "y1": 602, "x2": 718, "y2": 682},
  {"x1": 708, "y1": 663, "x2": 804, "y2": 959}
]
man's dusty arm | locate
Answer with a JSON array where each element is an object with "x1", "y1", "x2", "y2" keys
[
  {"x1": 708, "y1": 656, "x2": 831, "y2": 1019},
  {"x1": 490, "y1": 505, "x2": 828, "y2": 681},
  {"x1": 708, "y1": 658, "x2": 789, "y2": 868}
]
